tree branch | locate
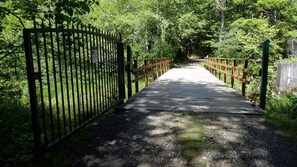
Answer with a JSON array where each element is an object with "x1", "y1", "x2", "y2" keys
[
  {"x1": 0, "y1": 43, "x2": 23, "y2": 61},
  {"x1": 0, "y1": 7, "x2": 26, "y2": 29}
]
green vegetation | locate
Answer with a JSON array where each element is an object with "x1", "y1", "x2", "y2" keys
[
  {"x1": 0, "y1": 99, "x2": 33, "y2": 166},
  {"x1": 266, "y1": 94, "x2": 297, "y2": 142}
]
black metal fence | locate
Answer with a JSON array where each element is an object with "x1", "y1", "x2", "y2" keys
[{"x1": 23, "y1": 22, "x2": 125, "y2": 153}]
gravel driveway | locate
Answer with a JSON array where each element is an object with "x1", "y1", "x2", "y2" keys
[{"x1": 68, "y1": 110, "x2": 297, "y2": 167}]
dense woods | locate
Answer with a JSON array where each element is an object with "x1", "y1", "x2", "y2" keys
[
  {"x1": 1, "y1": 0, "x2": 297, "y2": 165},
  {"x1": 1, "y1": 0, "x2": 297, "y2": 100}
]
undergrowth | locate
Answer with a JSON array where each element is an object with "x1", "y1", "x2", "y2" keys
[
  {"x1": 266, "y1": 94, "x2": 297, "y2": 142},
  {"x1": 0, "y1": 98, "x2": 33, "y2": 166}
]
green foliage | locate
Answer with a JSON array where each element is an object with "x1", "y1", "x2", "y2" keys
[
  {"x1": 266, "y1": 94, "x2": 297, "y2": 142},
  {"x1": 219, "y1": 18, "x2": 281, "y2": 60},
  {"x1": 267, "y1": 94, "x2": 297, "y2": 119}
]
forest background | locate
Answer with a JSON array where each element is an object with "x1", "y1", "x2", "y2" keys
[{"x1": 1, "y1": 0, "x2": 297, "y2": 165}]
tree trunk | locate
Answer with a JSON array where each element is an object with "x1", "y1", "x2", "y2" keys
[{"x1": 218, "y1": 8, "x2": 225, "y2": 52}]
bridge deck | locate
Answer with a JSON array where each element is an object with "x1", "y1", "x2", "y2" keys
[{"x1": 119, "y1": 62, "x2": 263, "y2": 114}]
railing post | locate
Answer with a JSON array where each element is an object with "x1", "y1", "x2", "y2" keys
[
  {"x1": 231, "y1": 59, "x2": 236, "y2": 88},
  {"x1": 156, "y1": 63, "x2": 159, "y2": 78},
  {"x1": 127, "y1": 45, "x2": 132, "y2": 98},
  {"x1": 260, "y1": 40, "x2": 270, "y2": 110},
  {"x1": 242, "y1": 60, "x2": 248, "y2": 97},
  {"x1": 214, "y1": 58, "x2": 218, "y2": 77},
  {"x1": 151, "y1": 63, "x2": 155, "y2": 81},
  {"x1": 224, "y1": 59, "x2": 227, "y2": 83},
  {"x1": 133, "y1": 60, "x2": 139, "y2": 93},
  {"x1": 24, "y1": 29, "x2": 42, "y2": 154},
  {"x1": 144, "y1": 59, "x2": 148, "y2": 86},
  {"x1": 210, "y1": 58, "x2": 212, "y2": 73},
  {"x1": 219, "y1": 59, "x2": 223, "y2": 80},
  {"x1": 117, "y1": 42, "x2": 125, "y2": 101}
]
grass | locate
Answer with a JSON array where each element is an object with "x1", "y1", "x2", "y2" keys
[
  {"x1": 174, "y1": 114, "x2": 228, "y2": 165},
  {"x1": 265, "y1": 94, "x2": 297, "y2": 142}
]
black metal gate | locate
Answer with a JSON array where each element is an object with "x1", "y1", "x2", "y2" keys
[{"x1": 23, "y1": 23, "x2": 125, "y2": 153}]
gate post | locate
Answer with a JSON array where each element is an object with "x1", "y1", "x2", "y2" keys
[
  {"x1": 242, "y1": 60, "x2": 248, "y2": 97},
  {"x1": 127, "y1": 45, "x2": 132, "y2": 98},
  {"x1": 23, "y1": 29, "x2": 42, "y2": 153},
  {"x1": 260, "y1": 40, "x2": 270, "y2": 110},
  {"x1": 117, "y1": 41, "x2": 125, "y2": 102}
]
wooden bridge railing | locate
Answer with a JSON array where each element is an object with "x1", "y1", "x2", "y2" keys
[
  {"x1": 204, "y1": 58, "x2": 249, "y2": 97},
  {"x1": 132, "y1": 58, "x2": 171, "y2": 93}
]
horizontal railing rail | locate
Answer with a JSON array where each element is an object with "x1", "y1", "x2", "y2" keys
[
  {"x1": 204, "y1": 58, "x2": 249, "y2": 97},
  {"x1": 131, "y1": 58, "x2": 171, "y2": 94}
]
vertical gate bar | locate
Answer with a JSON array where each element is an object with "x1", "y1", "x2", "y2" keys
[
  {"x1": 34, "y1": 21, "x2": 48, "y2": 146},
  {"x1": 24, "y1": 29, "x2": 42, "y2": 153},
  {"x1": 112, "y1": 34, "x2": 116, "y2": 101},
  {"x1": 127, "y1": 46, "x2": 132, "y2": 98},
  {"x1": 101, "y1": 32, "x2": 105, "y2": 109},
  {"x1": 111, "y1": 34, "x2": 117, "y2": 101},
  {"x1": 102, "y1": 31, "x2": 107, "y2": 108},
  {"x1": 102, "y1": 31, "x2": 108, "y2": 107},
  {"x1": 102, "y1": 31, "x2": 107, "y2": 110},
  {"x1": 96, "y1": 30, "x2": 101, "y2": 112},
  {"x1": 62, "y1": 24, "x2": 71, "y2": 132},
  {"x1": 56, "y1": 23, "x2": 67, "y2": 136},
  {"x1": 104, "y1": 32, "x2": 111, "y2": 107},
  {"x1": 107, "y1": 32, "x2": 113, "y2": 104},
  {"x1": 90, "y1": 26, "x2": 96, "y2": 115},
  {"x1": 100, "y1": 31, "x2": 106, "y2": 110},
  {"x1": 42, "y1": 22, "x2": 55, "y2": 143},
  {"x1": 260, "y1": 40, "x2": 270, "y2": 110},
  {"x1": 77, "y1": 24, "x2": 84, "y2": 125},
  {"x1": 67, "y1": 23, "x2": 75, "y2": 130},
  {"x1": 109, "y1": 33, "x2": 114, "y2": 104},
  {"x1": 242, "y1": 59, "x2": 248, "y2": 97},
  {"x1": 134, "y1": 60, "x2": 139, "y2": 93},
  {"x1": 231, "y1": 59, "x2": 236, "y2": 88},
  {"x1": 85, "y1": 25, "x2": 92, "y2": 118},
  {"x1": 86, "y1": 26, "x2": 92, "y2": 117},
  {"x1": 114, "y1": 35, "x2": 119, "y2": 100},
  {"x1": 82, "y1": 25, "x2": 88, "y2": 119},
  {"x1": 72, "y1": 23, "x2": 79, "y2": 128},
  {"x1": 117, "y1": 41, "x2": 125, "y2": 101},
  {"x1": 108, "y1": 33, "x2": 113, "y2": 103},
  {"x1": 92, "y1": 27, "x2": 99, "y2": 115},
  {"x1": 50, "y1": 22, "x2": 61, "y2": 138},
  {"x1": 97, "y1": 29, "x2": 103, "y2": 112}
]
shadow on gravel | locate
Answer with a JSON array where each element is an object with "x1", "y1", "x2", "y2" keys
[
  {"x1": 69, "y1": 110, "x2": 188, "y2": 167},
  {"x1": 197, "y1": 113, "x2": 297, "y2": 167},
  {"x1": 69, "y1": 110, "x2": 297, "y2": 167}
]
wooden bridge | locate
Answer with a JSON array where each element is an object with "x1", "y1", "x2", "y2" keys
[{"x1": 119, "y1": 61, "x2": 263, "y2": 114}]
